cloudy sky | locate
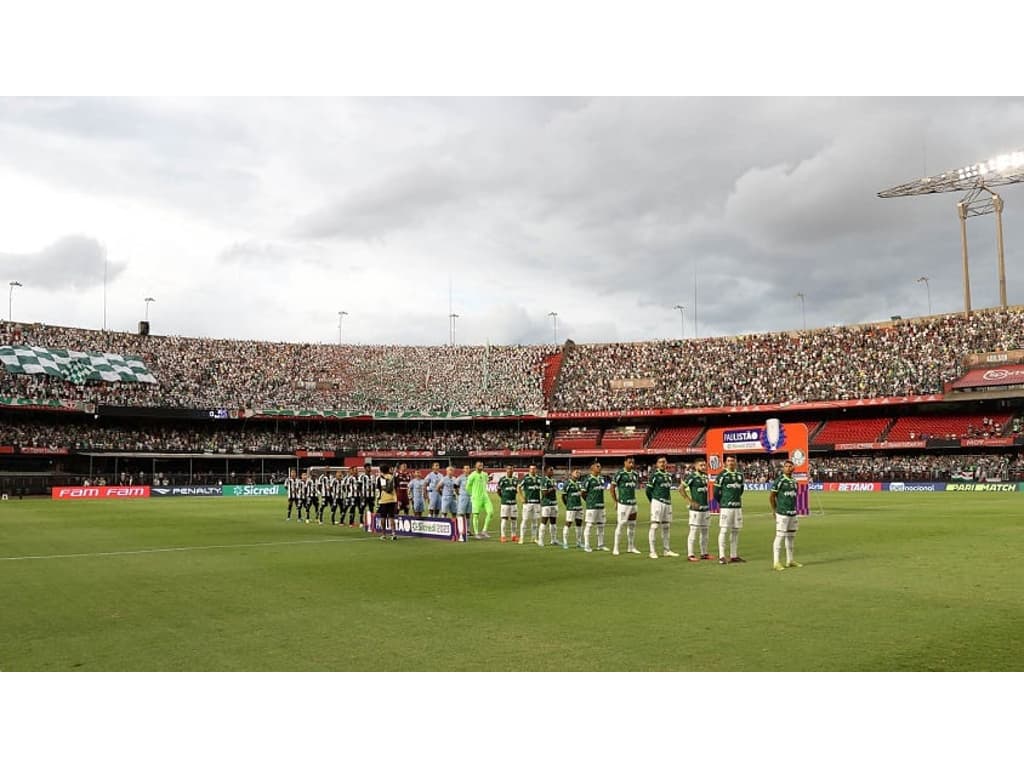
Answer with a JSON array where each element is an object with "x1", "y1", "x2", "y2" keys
[{"x1": 1, "y1": 96, "x2": 1023, "y2": 346}]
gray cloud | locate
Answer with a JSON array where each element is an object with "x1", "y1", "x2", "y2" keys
[{"x1": 0, "y1": 236, "x2": 125, "y2": 291}]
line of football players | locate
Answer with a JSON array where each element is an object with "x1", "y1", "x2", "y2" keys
[{"x1": 284, "y1": 468, "x2": 375, "y2": 526}]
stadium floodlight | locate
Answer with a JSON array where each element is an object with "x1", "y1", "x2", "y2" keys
[
  {"x1": 337, "y1": 310, "x2": 348, "y2": 344},
  {"x1": 144, "y1": 296, "x2": 156, "y2": 322},
  {"x1": 673, "y1": 304, "x2": 686, "y2": 339},
  {"x1": 916, "y1": 277, "x2": 931, "y2": 315},
  {"x1": 795, "y1": 292, "x2": 806, "y2": 330},
  {"x1": 878, "y1": 148, "x2": 1024, "y2": 315},
  {"x1": 548, "y1": 311, "x2": 558, "y2": 345},
  {"x1": 8, "y1": 280, "x2": 22, "y2": 322},
  {"x1": 449, "y1": 313, "x2": 459, "y2": 346}
]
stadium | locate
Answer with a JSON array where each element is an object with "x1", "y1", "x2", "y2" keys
[{"x1": 2, "y1": 302, "x2": 1023, "y2": 671}]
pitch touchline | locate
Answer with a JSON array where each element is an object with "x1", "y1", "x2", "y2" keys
[{"x1": 0, "y1": 537, "x2": 376, "y2": 562}]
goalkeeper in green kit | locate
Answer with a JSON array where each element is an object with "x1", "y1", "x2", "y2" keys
[{"x1": 466, "y1": 461, "x2": 493, "y2": 539}]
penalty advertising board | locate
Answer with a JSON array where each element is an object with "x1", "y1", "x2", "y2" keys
[{"x1": 705, "y1": 419, "x2": 810, "y2": 515}]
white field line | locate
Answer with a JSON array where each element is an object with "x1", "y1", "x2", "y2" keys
[{"x1": 0, "y1": 536, "x2": 376, "y2": 562}]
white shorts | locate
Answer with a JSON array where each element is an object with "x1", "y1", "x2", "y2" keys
[
  {"x1": 584, "y1": 508, "x2": 606, "y2": 524},
  {"x1": 522, "y1": 503, "x2": 541, "y2": 521},
  {"x1": 775, "y1": 513, "x2": 799, "y2": 534},
  {"x1": 500, "y1": 504, "x2": 517, "y2": 519},
  {"x1": 541, "y1": 505, "x2": 558, "y2": 519},
  {"x1": 565, "y1": 508, "x2": 583, "y2": 522},
  {"x1": 689, "y1": 508, "x2": 710, "y2": 527},
  {"x1": 616, "y1": 503, "x2": 638, "y2": 523},
  {"x1": 650, "y1": 499, "x2": 673, "y2": 523},
  {"x1": 719, "y1": 508, "x2": 743, "y2": 529}
]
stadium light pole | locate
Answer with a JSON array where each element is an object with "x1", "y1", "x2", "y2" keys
[
  {"x1": 879, "y1": 148, "x2": 1024, "y2": 316},
  {"x1": 673, "y1": 304, "x2": 686, "y2": 338},
  {"x1": 548, "y1": 311, "x2": 558, "y2": 345},
  {"x1": 144, "y1": 296, "x2": 155, "y2": 322},
  {"x1": 796, "y1": 292, "x2": 806, "y2": 330},
  {"x1": 8, "y1": 281, "x2": 22, "y2": 322},
  {"x1": 338, "y1": 310, "x2": 348, "y2": 344},
  {"x1": 916, "y1": 276, "x2": 931, "y2": 316},
  {"x1": 449, "y1": 313, "x2": 459, "y2": 345}
]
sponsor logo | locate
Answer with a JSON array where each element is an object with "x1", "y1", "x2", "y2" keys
[
  {"x1": 982, "y1": 369, "x2": 1010, "y2": 381},
  {"x1": 222, "y1": 484, "x2": 286, "y2": 497},
  {"x1": 708, "y1": 455, "x2": 722, "y2": 471},
  {"x1": 790, "y1": 448, "x2": 806, "y2": 467},
  {"x1": 946, "y1": 483, "x2": 1017, "y2": 493},
  {"x1": 837, "y1": 483, "x2": 878, "y2": 492},
  {"x1": 52, "y1": 486, "x2": 151, "y2": 500},
  {"x1": 152, "y1": 486, "x2": 223, "y2": 497}
]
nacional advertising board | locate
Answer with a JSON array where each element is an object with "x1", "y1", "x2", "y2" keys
[
  {"x1": 151, "y1": 486, "x2": 223, "y2": 497},
  {"x1": 370, "y1": 514, "x2": 463, "y2": 541},
  {"x1": 885, "y1": 482, "x2": 946, "y2": 492},
  {"x1": 52, "y1": 485, "x2": 152, "y2": 500},
  {"x1": 222, "y1": 484, "x2": 286, "y2": 497}
]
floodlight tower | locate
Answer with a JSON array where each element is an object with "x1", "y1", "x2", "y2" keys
[{"x1": 879, "y1": 149, "x2": 1024, "y2": 316}]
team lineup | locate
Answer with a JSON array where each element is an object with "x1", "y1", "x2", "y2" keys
[{"x1": 281, "y1": 457, "x2": 805, "y2": 568}]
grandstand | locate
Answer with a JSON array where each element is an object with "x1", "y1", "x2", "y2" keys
[{"x1": 2, "y1": 307, "x2": 1024, "y2": 493}]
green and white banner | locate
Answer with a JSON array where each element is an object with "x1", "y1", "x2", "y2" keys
[{"x1": 0, "y1": 345, "x2": 157, "y2": 384}]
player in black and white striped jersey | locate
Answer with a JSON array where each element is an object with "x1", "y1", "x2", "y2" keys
[
  {"x1": 285, "y1": 469, "x2": 302, "y2": 520},
  {"x1": 300, "y1": 471, "x2": 315, "y2": 523},
  {"x1": 356, "y1": 466, "x2": 374, "y2": 527},
  {"x1": 313, "y1": 472, "x2": 329, "y2": 525},
  {"x1": 327, "y1": 470, "x2": 343, "y2": 525},
  {"x1": 342, "y1": 467, "x2": 359, "y2": 526}
]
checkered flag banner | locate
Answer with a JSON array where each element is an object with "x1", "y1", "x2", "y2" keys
[{"x1": 0, "y1": 345, "x2": 158, "y2": 384}]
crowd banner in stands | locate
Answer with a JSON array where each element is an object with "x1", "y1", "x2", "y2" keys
[
  {"x1": 547, "y1": 395, "x2": 943, "y2": 420},
  {"x1": 151, "y1": 486, "x2": 223, "y2": 497},
  {"x1": 467, "y1": 450, "x2": 544, "y2": 457},
  {"x1": 0, "y1": 396, "x2": 79, "y2": 412},
  {"x1": 295, "y1": 450, "x2": 335, "y2": 458},
  {"x1": 368, "y1": 514, "x2": 464, "y2": 541},
  {"x1": 356, "y1": 450, "x2": 433, "y2": 458},
  {"x1": 706, "y1": 421, "x2": 810, "y2": 515},
  {"x1": 944, "y1": 483, "x2": 1018, "y2": 492},
  {"x1": 833, "y1": 441, "x2": 927, "y2": 451},
  {"x1": 52, "y1": 485, "x2": 151, "y2": 500},
  {"x1": 222, "y1": 484, "x2": 285, "y2": 497},
  {"x1": 960, "y1": 438, "x2": 1015, "y2": 447}
]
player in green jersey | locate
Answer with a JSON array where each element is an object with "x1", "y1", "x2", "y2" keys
[
  {"x1": 610, "y1": 457, "x2": 642, "y2": 556},
  {"x1": 770, "y1": 460, "x2": 802, "y2": 570},
  {"x1": 496, "y1": 465, "x2": 519, "y2": 543},
  {"x1": 518, "y1": 464, "x2": 543, "y2": 544},
  {"x1": 645, "y1": 456, "x2": 679, "y2": 559},
  {"x1": 561, "y1": 468, "x2": 585, "y2": 549},
  {"x1": 537, "y1": 465, "x2": 560, "y2": 547},
  {"x1": 681, "y1": 459, "x2": 712, "y2": 562},
  {"x1": 581, "y1": 461, "x2": 608, "y2": 552},
  {"x1": 713, "y1": 455, "x2": 745, "y2": 564}
]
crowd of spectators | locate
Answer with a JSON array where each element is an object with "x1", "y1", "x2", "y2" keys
[
  {"x1": 1, "y1": 322, "x2": 554, "y2": 412},
  {"x1": 552, "y1": 308, "x2": 1024, "y2": 410},
  {"x1": 0, "y1": 416, "x2": 548, "y2": 455}
]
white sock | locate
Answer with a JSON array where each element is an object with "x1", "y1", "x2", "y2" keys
[
  {"x1": 773, "y1": 534, "x2": 783, "y2": 565},
  {"x1": 627, "y1": 521, "x2": 636, "y2": 550},
  {"x1": 520, "y1": 518, "x2": 527, "y2": 542},
  {"x1": 562, "y1": 524, "x2": 570, "y2": 544},
  {"x1": 596, "y1": 524, "x2": 605, "y2": 548},
  {"x1": 731, "y1": 530, "x2": 740, "y2": 558},
  {"x1": 614, "y1": 522, "x2": 623, "y2": 551},
  {"x1": 688, "y1": 527, "x2": 697, "y2": 557},
  {"x1": 537, "y1": 521, "x2": 545, "y2": 545},
  {"x1": 575, "y1": 524, "x2": 582, "y2": 545},
  {"x1": 649, "y1": 523, "x2": 658, "y2": 553},
  {"x1": 785, "y1": 536, "x2": 794, "y2": 564},
  {"x1": 500, "y1": 518, "x2": 507, "y2": 538},
  {"x1": 700, "y1": 527, "x2": 709, "y2": 555},
  {"x1": 583, "y1": 522, "x2": 592, "y2": 549},
  {"x1": 719, "y1": 528, "x2": 728, "y2": 559},
  {"x1": 662, "y1": 523, "x2": 670, "y2": 552}
]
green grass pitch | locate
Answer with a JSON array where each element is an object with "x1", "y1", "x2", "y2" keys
[{"x1": 1, "y1": 492, "x2": 1021, "y2": 671}]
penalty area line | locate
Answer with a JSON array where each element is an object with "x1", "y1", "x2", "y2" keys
[{"x1": 0, "y1": 536, "x2": 376, "y2": 562}]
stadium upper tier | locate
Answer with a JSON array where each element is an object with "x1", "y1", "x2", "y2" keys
[
  {"x1": 1, "y1": 307, "x2": 1022, "y2": 413},
  {"x1": 552, "y1": 308, "x2": 1024, "y2": 411}
]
